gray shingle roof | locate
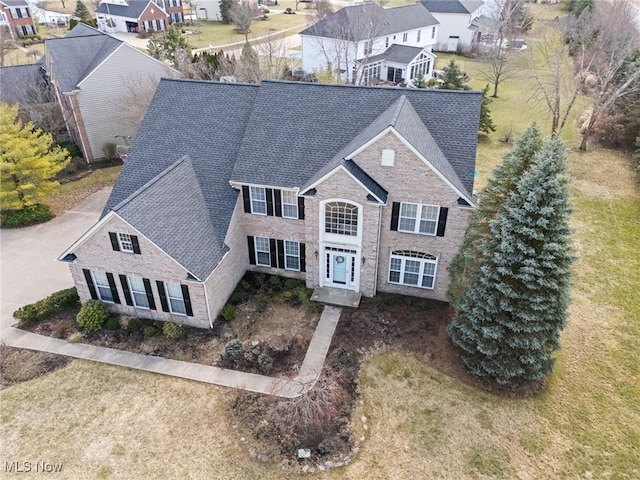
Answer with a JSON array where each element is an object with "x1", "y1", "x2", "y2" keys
[
  {"x1": 420, "y1": 0, "x2": 484, "y2": 15},
  {"x1": 97, "y1": 0, "x2": 166, "y2": 19},
  {"x1": 0, "y1": 0, "x2": 29, "y2": 7},
  {"x1": 64, "y1": 23, "x2": 102, "y2": 38},
  {"x1": 0, "y1": 64, "x2": 49, "y2": 105},
  {"x1": 365, "y1": 44, "x2": 425, "y2": 64},
  {"x1": 103, "y1": 79, "x2": 260, "y2": 278},
  {"x1": 103, "y1": 79, "x2": 479, "y2": 278},
  {"x1": 300, "y1": 4, "x2": 438, "y2": 41},
  {"x1": 45, "y1": 26, "x2": 122, "y2": 92},
  {"x1": 113, "y1": 156, "x2": 222, "y2": 281}
]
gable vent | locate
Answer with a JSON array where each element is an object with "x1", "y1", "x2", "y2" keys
[{"x1": 381, "y1": 149, "x2": 395, "y2": 167}]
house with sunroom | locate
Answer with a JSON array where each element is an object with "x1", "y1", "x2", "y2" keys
[
  {"x1": 300, "y1": 3, "x2": 439, "y2": 85},
  {"x1": 59, "y1": 79, "x2": 481, "y2": 329}
]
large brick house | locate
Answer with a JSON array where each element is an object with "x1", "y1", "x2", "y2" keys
[
  {"x1": 96, "y1": 0, "x2": 184, "y2": 34},
  {"x1": 0, "y1": 0, "x2": 37, "y2": 40},
  {"x1": 59, "y1": 80, "x2": 481, "y2": 329}
]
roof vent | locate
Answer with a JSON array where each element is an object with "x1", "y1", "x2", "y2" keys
[{"x1": 381, "y1": 149, "x2": 395, "y2": 167}]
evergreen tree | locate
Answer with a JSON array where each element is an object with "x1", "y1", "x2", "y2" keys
[
  {"x1": 447, "y1": 137, "x2": 574, "y2": 387},
  {"x1": 237, "y1": 42, "x2": 260, "y2": 83},
  {"x1": 0, "y1": 104, "x2": 70, "y2": 210},
  {"x1": 448, "y1": 124, "x2": 543, "y2": 309},
  {"x1": 437, "y1": 60, "x2": 470, "y2": 91},
  {"x1": 479, "y1": 85, "x2": 496, "y2": 134},
  {"x1": 74, "y1": 0, "x2": 91, "y2": 22},
  {"x1": 219, "y1": 0, "x2": 234, "y2": 24},
  {"x1": 147, "y1": 25, "x2": 192, "y2": 69}
]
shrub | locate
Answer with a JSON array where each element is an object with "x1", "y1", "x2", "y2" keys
[
  {"x1": 253, "y1": 273, "x2": 266, "y2": 287},
  {"x1": 403, "y1": 296, "x2": 414, "y2": 307},
  {"x1": 284, "y1": 278, "x2": 301, "y2": 290},
  {"x1": 102, "y1": 142, "x2": 117, "y2": 159},
  {"x1": 418, "y1": 300, "x2": 429, "y2": 310},
  {"x1": 76, "y1": 300, "x2": 109, "y2": 333},
  {"x1": 230, "y1": 291, "x2": 244, "y2": 305},
  {"x1": 257, "y1": 352, "x2": 274, "y2": 374},
  {"x1": 14, "y1": 304, "x2": 39, "y2": 324},
  {"x1": 48, "y1": 288, "x2": 80, "y2": 309},
  {"x1": 269, "y1": 275, "x2": 281, "y2": 287},
  {"x1": 220, "y1": 304, "x2": 236, "y2": 321},
  {"x1": 318, "y1": 439, "x2": 334, "y2": 455},
  {"x1": 14, "y1": 288, "x2": 79, "y2": 324},
  {"x1": 143, "y1": 326, "x2": 157, "y2": 337},
  {"x1": 1, "y1": 204, "x2": 54, "y2": 228},
  {"x1": 331, "y1": 347, "x2": 357, "y2": 371},
  {"x1": 224, "y1": 339, "x2": 244, "y2": 361},
  {"x1": 240, "y1": 280, "x2": 251, "y2": 291},
  {"x1": 105, "y1": 317, "x2": 120, "y2": 330},
  {"x1": 127, "y1": 317, "x2": 142, "y2": 333},
  {"x1": 383, "y1": 295, "x2": 396, "y2": 306},
  {"x1": 68, "y1": 332, "x2": 84, "y2": 343},
  {"x1": 162, "y1": 321, "x2": 183, "y2": 339}
]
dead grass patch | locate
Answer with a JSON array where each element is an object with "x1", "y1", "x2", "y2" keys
[{"x1": 0, "y1": 345, "x2": 71, "y2": 389}]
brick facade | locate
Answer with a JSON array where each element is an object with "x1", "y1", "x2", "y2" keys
[
  {"x1": 138, "y1": 3, "x2": 167, "y2": 32},
  {"x1": 1, "y1": 3, "x2": 37, "y2": 40}
]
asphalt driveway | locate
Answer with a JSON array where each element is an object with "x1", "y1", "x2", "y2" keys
[{"x1": 0, "y1": 188, "x2": 111, "y2": 332}]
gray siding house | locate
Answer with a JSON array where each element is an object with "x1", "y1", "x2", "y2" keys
[
  {"x1": 59, "y1": 80, "x2": 480, "y2": 329},
  {"x1": 43, "y1": 23, "x2": 180, "y2": 162}
]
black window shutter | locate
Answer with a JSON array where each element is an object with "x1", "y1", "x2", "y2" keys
[
  {"x1": 131, "y1": 235, "x2": 141, "y2": 254},
  {"x1": 391, "y1": 202, "x2": 400, "y2": 231},
  {"x1": 143, "y1": 278, "x2": 156, "y2": 310},
  {"x1": 436, "y1": 207, "x2": 449, "y2": 237},
  {"x1": 298, "y1": 197, "x2": 305, "y2": 220},
  {"x1": 277, "y1": 239, "x2": 285, "y2": 269},
  {"x1": 242, "y1": 185, "x2": 251, "y2": 213},
  {"x1": 269, "y1": 238, "x2": 278, "y2": 268},
  {"x1": 266, "y1": 188, "x2": 274, "y2": 216},
  {"x1": 300, "y1": 243, "x2": 306, "y2": 272},
  {"x1": 106, "y1": 272, "x2": 120, "y2": 304},
  {"x1": 109, "y1": 232, "x2": 120, "y2": 251},
  {"x1": 156, "y1": 281, "x2": 170, "y2": 312},
  {"x1": 274, "y1": 189, "x2": 282, "y2": 217},
  {"x1": 119, "y1": 274, "x2": 133, "y2": 306},
  {"x1": 247, "y1": 236, "x2": 256, "y2": 265},
  {"x1": 83, "y1": 269, "x2": 98, "y2": 300},
  {"x1": 181, "y1": 284, "x2": 193, "y2": 317}
]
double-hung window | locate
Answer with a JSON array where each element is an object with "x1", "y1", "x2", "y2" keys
[
  {"x1": 118, "y1": 233, "x2": 134, "y2": 253},
  {"x1": 254, "y1": 236, "x2": 271, "y2": 266},
  {"x1": 128, "y1": 276, "x2": 149, "y2": 309},
  {"x1": 250, "y1": 186, "x2": 267, "y2": 215},
  {"x1": 282, "y1": 191, "x2": 298, "y2": 219},
  {"x1": 398, "y1": 202, "x2": 440, "y2": 236},
  {"x1": 93, "y1": 271, "x2": 114, "y2": 302},
  {"x1": 284, "y1": 241, "x2": 300, "y2": 271},
  {"x1": 402, "y1": 32, "x2": 408, "y2": 42},
  {"x1": 165, "y1": 281, "x2": 186, "y2": 315},
  {"x1": 388, "y1": 251, "x2": 437, "y2": 289},
  {"x1": 417, "y1": 30, "x2": 421, "y2": 42}
]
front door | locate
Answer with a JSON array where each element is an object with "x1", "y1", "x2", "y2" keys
[{"x1": 325, "y1": 249, "x2": 357, "y2": 289}]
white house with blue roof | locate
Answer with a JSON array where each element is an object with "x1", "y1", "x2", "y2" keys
[{"x1": 59, "y1": 80, "x2": 481, "y2": 329}]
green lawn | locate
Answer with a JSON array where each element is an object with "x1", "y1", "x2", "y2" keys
[{"x1": 1, "y1": 3, "x2": 639, "y2": 479}]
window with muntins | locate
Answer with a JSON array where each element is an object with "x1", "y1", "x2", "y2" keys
[
  {"x1": 128, "y1": 276, "x2": 149, "y2": 309},
  {"x1": 398, "y1": 202, "x2": 440, "y2": 235},
  {"x1": 402, "y1": 32, "x2": 408, "y2": 42},
  {"x1": 431, "y1": 27, "x2": 436, "y2": 39},
  {"x1": 325, "y1": 202, "x2": 358, "y2": 236},
  {"x1": 93, "y1": 271, "x2": 114, "y2": 302},
  {"x1": 165, "y1": 281, "x2": 186, "y2": 315},
  {"x1": 250, "y1": 186, "x2": 267, "y2": 214},
  {"x1": 254, "y1": 236, "x2": 271, "y2": 266},
  {"x1": 417, "y1": 30, "x2": 421, "y2": 42},
  {"x1": 118, "y1": 233, "x2": 134, "y2": 253},
  {"x1": 282, "y1": 190, "x2": 298, "y2": 219},
  {"x1": 284, "y1": 241, "x2": 300, "y2": 271},
  {"x1": 388, "y1": 251, "x2": 437, "y2": 289}
]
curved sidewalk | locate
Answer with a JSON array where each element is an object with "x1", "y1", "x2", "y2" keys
[{"x1": 1, "y1": 306, "x2": 341, "y2": 399}]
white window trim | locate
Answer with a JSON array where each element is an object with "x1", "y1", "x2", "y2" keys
[
  {"x1": 319, "y1": 199, "x2": 363, "y2": 247},
  {"x1": 388, "y1": 253, "x2": 438, "y2": 290},
  {"x1": 92, "y1": 270, "x2": 114, "y2": 303},
  {"x1": 117, "y1": 232, "x2": 134, "y2": 253},
  {"x1": 284, "y1": 240, "x2": 300, "y2": 271},
  {"x1": 402, "y1": 32, "x2": 408, "y2": 42},
  {"x1": 281, "y1": 190, "x2": 298, "y2": 219},
  {"x1": 254, "y1": 236, "x2": 271, "y2": 267},
  {"x1": 250, "y1": 186, "x2": 267, "y2": 215},
  {"x1": 398, "y1": 202, "x2": 440, "y2": 236},
  {"x1": 164, "y1": 281, "x2": 186, "y2": 316},
  {"x1": 128, "y1": 275, "x2": 149, "y2": 309}
]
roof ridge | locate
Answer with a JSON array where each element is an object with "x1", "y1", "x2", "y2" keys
[
  {"x1": 390, "y1": 95, "x2": 408, "y2": 126},
  {"x1": 112, "y1": 155, "x2": 191, "y2": 212}
]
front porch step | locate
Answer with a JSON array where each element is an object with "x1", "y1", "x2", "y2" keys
[{"x1": 311, "y1": 286, "x2": 362, "y2": 308}]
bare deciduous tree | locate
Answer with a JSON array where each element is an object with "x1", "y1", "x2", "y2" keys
[{"x1": 230, "y1": 1, "x2": 255, "y2": 43}]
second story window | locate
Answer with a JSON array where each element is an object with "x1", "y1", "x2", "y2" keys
[
  {"x1": 363, "y1": 40, "x2": 372, "y2": 55},
  {"x1": 399, "y1": 202, "x2": 440, "y2": 236},
  {"x1": 417, "y1": 30, "x2": 421, "y2": 42},
  {"x1": 432, "y1": 27, "x2": 436, "y2": 39},
  {"x1": 118, "y1": 233, "x2": 134, "y2": 253},
  {"x1": 402, "y1": 32, "x2": 408, "y2": 42},
  {"x1": 282, "y1": 190, "x2": 298, "y2": 219},
  {"x1": 325, "y1": 201, "x2": 358, "y2": 236},
  {"x1": 250, "y1": 186, "x2": 267, "y2": 215}
]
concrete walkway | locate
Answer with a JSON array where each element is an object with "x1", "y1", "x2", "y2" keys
[{"x1": 1, "y1": 306, "x2": 342, "y2": 398}]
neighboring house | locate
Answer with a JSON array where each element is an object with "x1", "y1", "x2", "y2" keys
[
  {"x1": 41, "y1": 23, "x2": 180, "y2": 162},
  {"x1": 0, "y1": 0, "x2": 37, "y2": 40},
  {"x1": 420, "y1": 0, "x2": 485, "y2": 52},
  {"x1": 191, "y1": 0, "x2": 221, "y2": 21},
  {"x1": 59, "y1": 79, "x2": 481, "y2": 329},
  {"x1": 96, "y1": 0, "x2": 184, "y2": 34},
  {"x1": 300, "y1": 3, "x2": 439, "y2": 85}
]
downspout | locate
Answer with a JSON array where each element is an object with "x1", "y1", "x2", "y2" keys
[
  {"x1": 203, "y1": 283, "x2": 213, "y2": 329},
  {"x1": 372, "y1": 204, "x2": 382, "y2": 296}
]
